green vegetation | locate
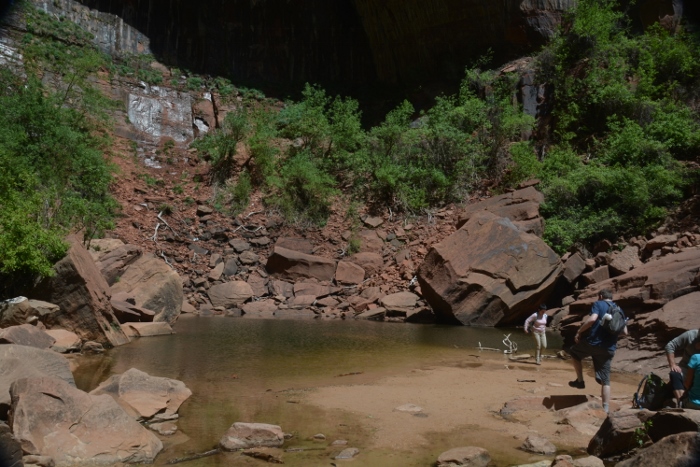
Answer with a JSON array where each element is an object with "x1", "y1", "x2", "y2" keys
[
  {"x1": 0, "y1": 4, "x2": 117, "y2": 295},
  {"x1": 531, "y1": 0, "x2": 700, "y2": 253},
  {"x1": 194, "y1": 0, "x2": 700, "y2": 250}
]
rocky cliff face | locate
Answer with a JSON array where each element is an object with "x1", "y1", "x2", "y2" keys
[{"x1": 35, "y1": 0, "x2": 578, "y2": 91}]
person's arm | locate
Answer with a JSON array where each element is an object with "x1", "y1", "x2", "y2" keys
[
  {"x1": 575, "y1": 313, "x2": 599, "y2": 343},
  {"x1": 669, "y1": 352, "x2": 682, "y2": 373},
  {"x1": 524, "y1": 313, "x2": 536, "y2": 333},
  {"x1": 666, "y1": 331, "x2": 692, "y2": 373}
]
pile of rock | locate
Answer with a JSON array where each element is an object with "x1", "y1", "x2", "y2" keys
[{"x1": 0, "y1": 329, "x2": 191, "y2": 466}]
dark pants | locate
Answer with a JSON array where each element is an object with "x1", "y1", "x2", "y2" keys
[{"x1": 568, "y1": 341, "x2": 614, "y2": 385}]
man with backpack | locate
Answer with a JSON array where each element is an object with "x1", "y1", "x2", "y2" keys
[
  {"x1": 665, "y1": 329, "x2": 700, "y2": 407},
  {"x1": 567, "y1": 289, "x2": 628, "y2": 413}
]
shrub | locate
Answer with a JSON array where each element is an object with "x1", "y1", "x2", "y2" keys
[{"x1": 267, "y1": 152, "x2": 338, "y2": 225}]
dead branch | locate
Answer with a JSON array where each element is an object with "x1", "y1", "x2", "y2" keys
[
  {"x1": 233, "y1": 225, "x2": 263, "y2": 233},
  {"x1": 150, "y1": 223, "x2": 161, "y2": 242},
  {"x1": 157, "y1": 211, "x2": 179, "y2": 238},
  {"x1": 160, "y1": 251, "x2": 173, "y2": 269},
  {"x1": 245, "y1": 210, "x2": 263, "y2": 219}
]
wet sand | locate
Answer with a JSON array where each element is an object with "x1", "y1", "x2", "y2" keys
[{"x1": 304, "y1": 352, "x2": 643, "y2": 466}]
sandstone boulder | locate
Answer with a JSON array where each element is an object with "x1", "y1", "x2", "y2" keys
[
  {"x1": 609, "y1": 246, "x2": 643, "y2": 276},
  {"x1": 110, "y1": 298, "x2": 156, "y2": 323},
  {"x1": 647, "y1": 409, "x2": 700, "y2": 442},
  {"x1": 615, "y1": 431, "x2": 700, "y2": 467},
  {"x1": 0, "y1": 298, "x2": 60, "y2": 328},
  {"x1": 335, "y1": 260, "x2": 365, "y2": 285},
  {"x1": 11, "y1": 377, "x2": 162, "y2": 465},
  {"x1": 219, "y1": 422, "x2": 284, "y2": 450},
  {"x1": 93, "y1": 242, "x2": 142, "y2": 286},
  {"x1": 521, "y1": 434, "x2": 556, "y2": 454},
  {"x1": 208, "y1": 281, "x2": 254, "y2": 308},
  {"x1": 0, "y1": 324, "x2": 55, "y2": 349},
  {"x1": 436, "y1": 446, "x2": 491, "y2": 467},
  {"x1": 275, "y1": 237, "x2": 315, "y2": 254},
  {"x1": 110, "y1": 253, "x2": 183, "y2": 324},
  {"x1": 0, "y1": 345, "x2": 76, "y2": 417},
  {"x1": 122, "y1": 322, "x2": 173, "y2": 337},
  {"x1": 44, "y1": 329, "x2": 82, "y2": 353},
  {"x1": 587, "y1": 409, "x2": 652, "y2": 458},
  {"x1": 90, "y1": 368, "x2": 191, "y2": 421},
  {"x1": 87, "y1": 238, "x2": 126, "y2": 261},
  {"x1": 456, "y1": 186, "x2": 544, "y2": 235},
  {"x1": 418, "y1": 212, "x2": 561, "y2": 326},
  {"x1": 266, "y1": 247, "x2": 336, "y2": 282},
  {"x1": 242, "y1": 300, "x2": 278, "y2": 317},
  {"x1": 349, "y1": 252, "x2": 384, "y2": 275},
  {"x1": 27, "y1": 236, "x2": 129, "y2": 346}
]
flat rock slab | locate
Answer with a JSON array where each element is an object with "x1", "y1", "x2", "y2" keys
[
  {"x1": 0, "y1": 324, "x2": 55, "y2": 349},
  {"x1": 122, "y1": 322, "x2": 174, "y2": 337},
  {"x1": 44, "y1": 329, "x2": 82, "y2": 353},
  {"x1": 219, "y1": 422, "x2": 284, "y2": 450},
  {"x1": 90, "y1": 367, "x2": 191, "y2": 420}
]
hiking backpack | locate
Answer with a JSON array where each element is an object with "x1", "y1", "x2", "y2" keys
[
  {"x1": 601, "y1": 302, "x2": 626, "y2": 335},
  {"x1": 632, "y1": 372, "x2": 669, "y2": 410}
]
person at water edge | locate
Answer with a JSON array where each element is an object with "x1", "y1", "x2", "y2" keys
[
  {"x1": 524, "y1": 304, "x2": 548, "y2": 365},
  {"x1": 665, "y1": 329, "x2": 700, "y2": 408},
  {"x1": 567, "y1": 289, "x2": 628, "y2": 413}
]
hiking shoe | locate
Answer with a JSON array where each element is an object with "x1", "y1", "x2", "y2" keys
[{"x1": 568, "y1": 380, "x2": 585, "y2": 389}]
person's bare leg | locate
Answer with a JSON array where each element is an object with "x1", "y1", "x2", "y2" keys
[
  {"x1": 602, "y1": 384, "x2": 611, "y2": 413},
  {"x1": 673, "y1": 389, "x2": 684, "y2": 407},
  {"x1": 572, "y1": 358, "x2": 584, "y2": 381}
]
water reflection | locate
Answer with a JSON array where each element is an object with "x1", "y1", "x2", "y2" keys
[{"x1": 72, "y1": 316, "x2": 563, "y2": 466}]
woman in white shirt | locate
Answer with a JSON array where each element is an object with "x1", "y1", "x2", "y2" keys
[{"x1": 525, "y1": 304, "x2": 549, "y2": 365}]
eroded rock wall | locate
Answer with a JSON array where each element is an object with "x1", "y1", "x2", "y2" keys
[{"x1": 38, "y1": 0, "x2": 578, "y2": 90}]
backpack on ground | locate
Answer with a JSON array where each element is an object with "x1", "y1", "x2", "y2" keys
[
  {"x1": 633, "y1": 373, "x2": 669, "y2": 410},
  {"x1": 601, "y1": 302, "x2": 626, "y2": 335}
]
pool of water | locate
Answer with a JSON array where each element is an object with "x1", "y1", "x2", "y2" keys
[{"x1": 73, "y1": 316, "x2": 563, "y2": 466}]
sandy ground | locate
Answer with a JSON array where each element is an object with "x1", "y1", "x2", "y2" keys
[{"x1": 304, "y1": 352, "x2": 644, "y2": 464}]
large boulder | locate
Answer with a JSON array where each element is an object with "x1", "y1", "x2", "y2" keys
[
  {"x1": 0, "y1": 345, "x2": 76, "y2": 418},
  {"x1": 93, "y1": 242, "x2": 143, "y2": 286},
  {"x1": 417, "y1": 212, "x2": 561, "y2": 325},
  {"x1": 24, "y1": 236, "x2": 129, "y2": 347},
  {"x1": 90, "y1": 368, "x2": 191, "y2": 421},
  {"x1": 615, "y1": 431, "x2": 700, "y2": 467},
  {"x1": 456, "y1": 185, "x2": 545, "y2": 236},
  {"x1": 0, "y1": 297, "x2": 60, "y2": 328},
  {"x1": 647, "y1": 409, "x2": 700, "y2": 442},
  {"x1": 208, "y1": 281, "x2": 254, "y2": 308},
  {"x1": 266, "y1": 246, "x2": 336, "y2": 282},
  {"x1": 10, "y1": 377, "x2": 162, "y2": 465},
  {"x1": 110, "y1": 253, "x2": 183, "y2": 324},
  {"x1": 587, "y1": 409, "x2": 652, "y2": 458},
  {"x1": 0, "y1": 324, "x2": 55, "y2": 349}
]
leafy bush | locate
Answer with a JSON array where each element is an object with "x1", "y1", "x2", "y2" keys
[
  {"x1": 0, "y1": 71, "x2": 116, "y2": 293},
  {"x1": 267, "y1": 152, "x2": 338, "y2": 225},
  {"x1": 533, "y1": 0, "x2": 699, "y2": 252}
]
